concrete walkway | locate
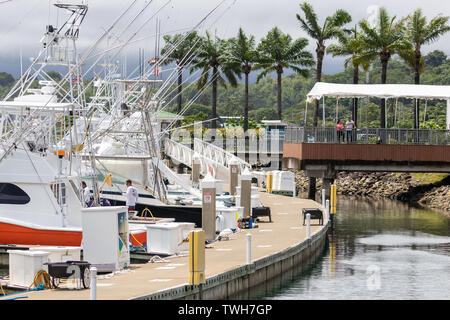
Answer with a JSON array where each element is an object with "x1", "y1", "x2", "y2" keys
[{"x1": 1, "y1": 192, "x2": 325, "y2": 300}]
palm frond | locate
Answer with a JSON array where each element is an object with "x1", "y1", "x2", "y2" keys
[{"x1": 297, "y1": 2, "x2": 322, "y2": 38}]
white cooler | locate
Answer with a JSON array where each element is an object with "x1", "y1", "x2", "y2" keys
[
  {"x1": 146, "y1": 222, "x2": 195, "y2": 255},
  {"x1": 235, "y1": 194, "x2": 262, "y2": 209},
  {"x1": 235, "y1": 186, "x2": 259, "y2": 196},
  {"x1": 8, "y1": 250, "x2": 50, "y2": 288},
  {"x1": 216, "y1": 206, "x2": 243, "y2": 232}
]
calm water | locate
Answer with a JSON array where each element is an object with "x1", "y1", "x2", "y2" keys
[{"x1": 256, "y1": 197, "x2": 450, "y2": 300}]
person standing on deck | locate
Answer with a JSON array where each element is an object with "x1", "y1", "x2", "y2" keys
[
  {"x1": 125, "y1": 179, "x2": 139, "y2": 211},
  {"x1": 336, "y1": 119, "x2": 344, "y2": 143},
  {"x1": 81, "y1": 181, "x2": 91, "y2": 207},
  {"x1": 345, "y1": 117, "x2": 356, "y2": 143}
]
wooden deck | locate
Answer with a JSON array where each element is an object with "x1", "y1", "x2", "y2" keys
[{"x1": 283, "y1": 143, "x2": 450, "y2": 172}]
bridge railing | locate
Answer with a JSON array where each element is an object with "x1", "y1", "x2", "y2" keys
[{"x1": 285, "y1": 127, "x2": 450, "y2": 145}]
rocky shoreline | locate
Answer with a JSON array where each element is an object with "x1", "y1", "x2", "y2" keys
[{"x1": 293, "y1": 171, "x2": 450, "y2": 216}]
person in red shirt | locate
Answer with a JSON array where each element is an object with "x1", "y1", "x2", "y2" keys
[{"x1": 336, "y1": 119, "x2": 344, "y2": 143}]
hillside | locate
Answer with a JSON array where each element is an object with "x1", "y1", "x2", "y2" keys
[{"x1": 1, "y1": 50, "x2": 449, "y2": 129}]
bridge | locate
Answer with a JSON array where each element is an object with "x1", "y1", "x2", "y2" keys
[
  {"x1": 282, "y1": 126, "x2": 450, "y2": 199},
  {"x1": 164, "y1": 137, "x2": 252, "y2": 183}
]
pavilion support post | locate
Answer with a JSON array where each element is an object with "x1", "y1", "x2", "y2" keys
[
  {"x1": 414, "y1": 99, "x2": 420, "y2": 130},
  {"x1": 352, "y1": 98, "x2": 358, "y2": 128},
  {"x1": 447, "y1": 100, "x2": 450, "y2": 130}
]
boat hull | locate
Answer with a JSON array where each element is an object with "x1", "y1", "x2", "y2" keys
[{"x1": 0, "y1": 222, "x2": 146, "y2": 247}]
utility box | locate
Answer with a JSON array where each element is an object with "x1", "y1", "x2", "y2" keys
[
  {"x1": 29, "y1": 246, "x2": 81, "y2": 263},
  {"x1": 8, "y1": 250, "x2": 50, "y2": 288},
  {"x1": 145, "y1": 222, "x2": 196, "y2": 255},
  {"x1": 81, "y1": 206, "x2": 130, "y2": 273}
]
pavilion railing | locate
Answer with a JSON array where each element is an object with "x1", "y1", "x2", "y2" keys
[{"x1": 285, "y1": 127, "x2": 450, "y2": 146}]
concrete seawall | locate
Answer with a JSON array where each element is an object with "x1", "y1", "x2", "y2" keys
[{"x1": 136, "y1": 220, "x2": 329, "y2": 300}]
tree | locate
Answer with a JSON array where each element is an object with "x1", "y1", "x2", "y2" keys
[
  {"x1": 254, "y1": 27, "x2": 314, "y2": 120},
  {"x1": 327, "y1": 26, "x2": 371, "y2": 126},
  {"x1": 47, "y1": 71, "x2": 62, "y2": 82},
  {"x1": 402, "y1": 9, "x2": 450, "y2": 128},
  {"x1": 161, "y1": 31, "x2": 200, "y2": 120},
  {"x1": 190, "y1": 31, "x2": 240, "y2": 132},
  {"x1": 297, "y1": 2, "x2": 352, "y2": 127},
  {"x1": 356, "y1": 7, "x2": 411, "y2": 128},
  {"x1": 424, "y1": 50, "x2": 447, "y2": 67},
  {"x1": 0, "y1": 72, "x2": 14, "y2": 87},
  {"x1": 226, "y1": 28, "x2": 258, "y2": 133}
]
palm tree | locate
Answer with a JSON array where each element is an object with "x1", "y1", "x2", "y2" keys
[
  {"x1": 402, "y1": 9, "x2": 450, "y2": 128},
  {"x1": 254, "y1": 27, "x2": 315, "y2": 120},
  {"x1": 297, "y1": 2, "x2": 352, "y2": 127},
  {"x1": 190, "y1": 31, "x2": 240, "y2": 131},
  {"x1": 226, "y1": 28, "x2": 258, "y2": 133},
  {"x1": 356, "y1": 7, "x2": 411, "y2": 128},
  {"x1": 327, "y1": 26, "x2": 371, "y2": 126},
  {"x1": 161, "y1": 31, "x2": 200, "y2": 119}
]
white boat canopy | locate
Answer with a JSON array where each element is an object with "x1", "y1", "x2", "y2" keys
[{"x1": 306, "y1": 82, "x2": 450, "y2": 129}]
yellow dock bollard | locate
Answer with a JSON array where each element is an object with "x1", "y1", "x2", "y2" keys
[
  {"x1": 189, "y1": 230, "x2": 205, "y2": 285},
  {"x1": 266, "y1": 172, "x2": 273, "y2": 194},
  {"x1": 330, "y1": 184, "x2": 337, "y2": 215}
]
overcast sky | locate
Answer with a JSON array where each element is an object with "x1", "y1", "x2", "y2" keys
[{"x1": 1, "y1": 0, "x2": 449, "y2": 77}]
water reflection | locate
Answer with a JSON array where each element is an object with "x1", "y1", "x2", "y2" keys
[{"x1": 257, "y1": 196, "x2": 450, "y2": 300}]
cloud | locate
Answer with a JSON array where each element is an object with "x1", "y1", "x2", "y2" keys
[{"x1": 0, "y1": 0, "x2": 449, "y2": 77}]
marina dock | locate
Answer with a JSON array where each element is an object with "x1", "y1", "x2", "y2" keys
[{"x1": 0, "y1": 192, "x2": 329, "y2": 300}]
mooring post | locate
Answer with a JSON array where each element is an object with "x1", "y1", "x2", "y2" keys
[
  {"x1": 330, "y1": 184, "x2": 337, "y2": 228},
  {"x1": 201, "y1": 173, "x2": 216, "y2": 241},
  {"x1": 246, "y1": 233, "x2": 252, "y2": 265},
  {"x1": 229, "y1": 160, "x2": 239, "y2": 196},
  {"x1": 326, "y1": 199, "x2": 330, "y2": 223},
  {"x1": 192, "y1": 156, "x2": 201, "y2": 188},
  {"x1": 306, "y1": 213, "x2": 311, "y2": 239},
  {"x1": 90, "y1": 267, "x2": 97, "y2": 300},
  {"x1": 240, "y1": 168, "x2": 252, "y2": 218},
  {"x1": 322, "y1": 189, "x2": 326, "y2": 207}
]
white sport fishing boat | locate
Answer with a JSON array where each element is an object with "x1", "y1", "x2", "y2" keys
[
  {"x1": 0, "y1": 0, "x2": 246, "y2": 247},
  {"x1": 0, "y1": 2, "x2": 152, "y2": 247}
]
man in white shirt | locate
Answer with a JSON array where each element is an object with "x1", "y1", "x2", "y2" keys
[
  {"x1": 81, "y1": 181, "x2": 91, "y2": 207},
  {"x1": 125, "y1": 179, "x2": 139, "y2": 211},
  {"x1": 345, "y1": 117, "x2": 356, "y2": 143}
]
